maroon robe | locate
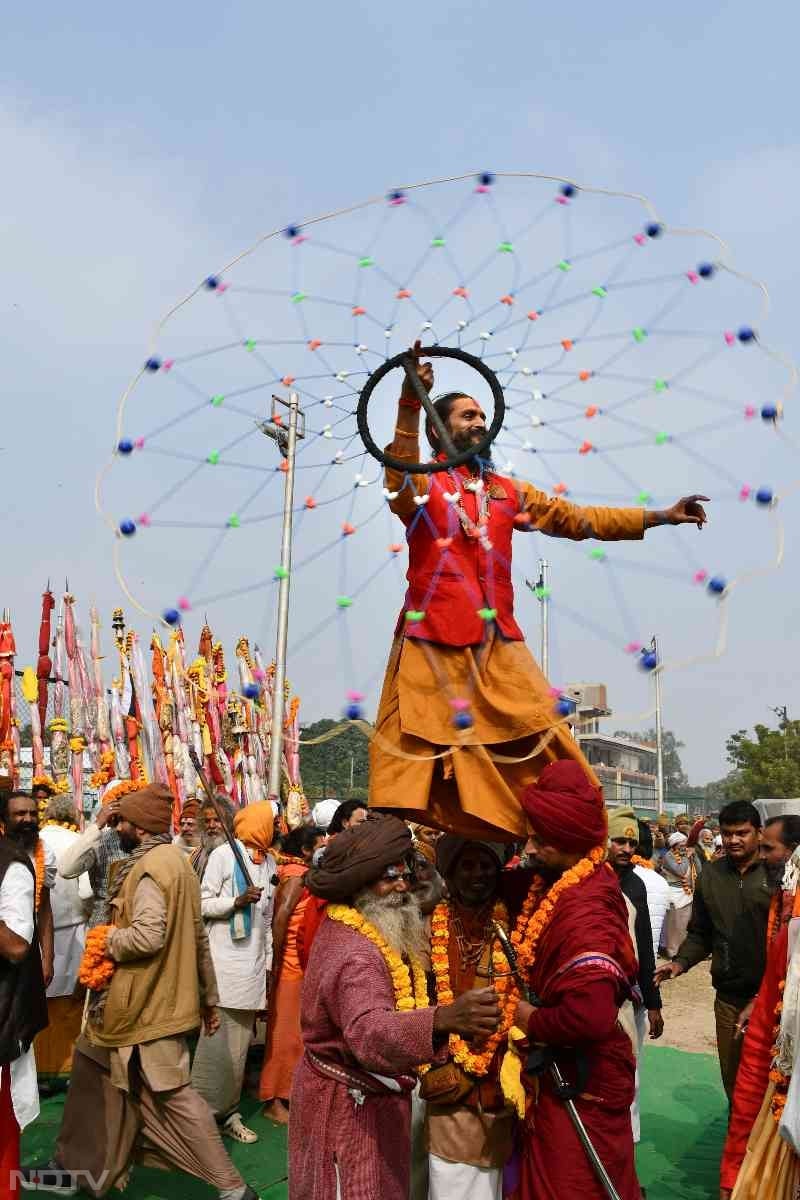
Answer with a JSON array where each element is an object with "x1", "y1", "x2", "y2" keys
[
  {"x1": 289, "y1": 917, "x2": 439, "y2": 1200},
  {"x1": 520, "y1": 863, "x2": 642, "y2": 1200}
]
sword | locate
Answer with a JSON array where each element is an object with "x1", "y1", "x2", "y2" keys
[
  {"x1": 492, "y1": 921, "x2": 623, "y2": 1200},
  {"x1": 188, "y1": 747, "x2": 255, "y2": 889}
]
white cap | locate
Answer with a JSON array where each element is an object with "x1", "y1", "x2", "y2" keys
[
  {"x1": 668, "y1": 831, "x2": 688, "y2": 848},
  {"x1": 312, "y1": 798, "x2": 341, "y2": 830}
]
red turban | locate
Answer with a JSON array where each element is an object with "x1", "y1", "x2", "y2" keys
[{"x1": 520, "y1": 761, "x2": 606, "y2": 853}]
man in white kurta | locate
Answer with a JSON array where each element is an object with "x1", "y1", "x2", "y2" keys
[{"x1": 191, "y1": 802, "x2": 276, "y2": 1144}]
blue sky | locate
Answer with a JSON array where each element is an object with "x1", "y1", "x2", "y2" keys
[{"x1": 2, "y1": 1, "x2": 799, "y2": 785}]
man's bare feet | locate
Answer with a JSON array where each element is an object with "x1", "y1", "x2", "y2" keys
[{"x1": 261, "y1": 1098, "x2": 290, "y2": 1125}]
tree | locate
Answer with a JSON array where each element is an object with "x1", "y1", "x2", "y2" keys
[
  {"x1": 613, "y1": 728, "x2": 689, "y2": 791},
  {"x1": 299, "y1": 718, "x2": 370, "y2": 799},
  {"x1": 723, "y1": 718, "x2": 800, "y2": 800}
]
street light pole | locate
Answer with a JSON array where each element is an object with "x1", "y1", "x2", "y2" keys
[
  {"x1": 652, "y1": 635, "x2": 665, "y2": 816},
  {"x1": 259, "y1": 393, "x2": 304, "y2": 803},
  {"x1": 538, "y1": 559, "x2": 550, "y2": 678}
]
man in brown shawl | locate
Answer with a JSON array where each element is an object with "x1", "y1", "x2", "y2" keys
[
  {"x1": 27, "y1": 784, "x2": 258, "y2": 1200},
  {"x1": 288, "y1": 815, "x2": 501, "y2": 1200}
]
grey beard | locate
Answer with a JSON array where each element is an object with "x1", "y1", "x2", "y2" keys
[
  {"x1": 352, "y1": 888, "x2": 429, "y2": 962},
  {"x1": 203, "y1": 833, "x2": 226, "y2": 852}
]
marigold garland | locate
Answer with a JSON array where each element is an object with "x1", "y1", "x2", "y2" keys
[
  {"x1": 631, "y1": 854, "x2": 653, "y2": 869},
  {"x1": 33, "y1": 839, "x2": 45, "y2": 913},
  {"x1": 326, "y1": 904, "x2": 428, "y2": 1012},
  {"x1": 101, "y1": 780, "x2": 143, "y2": 807},
  {"x1": 425, "y1": 900, "x2": 512, "y2": 1077},
  {"x1": 78, "y1": 924, "x2": 116, "y2": 991},
  {"x1": 510, "y1": 845, "x2": 607, "y2": 978},
  {"x1": 41, "y1": 819, "x2": 79, "y2": 834}
]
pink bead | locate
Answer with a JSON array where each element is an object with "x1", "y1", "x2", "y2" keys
[
  {"x1": 555, "y1": 195, "x2": 569, "y2": 205},
  {"x1": 162, "y1": 359, "x2": 174, "y2": 372},
  {"x1": 134, "y1": 437, "x2": 145, "y2": 450},
  {"x1": 687, "y1": 271, "x2": 699, "y2": 284},
  {"x1": 548, "y1": 686, "x2": 561, "y2": 699},
  {"x1": 252, "y1": 668, "x2": 266, "y2": 682},
  {"x1": 292, "y1": 235, "x2": 307, "y2": 246},
  {"x1": 739, "y1": 485, "x2": 751, "y2": 501},
  {"x1": 137, "y1": 513, "x2": 151, "y2": 527},
  {"x1": 389, "y1": 197, "x2": 406, "y2": 206},
  {"x1": 625, "y1": 642, "x2": 642, "y2": 654},
  {"x1": 474, "y1": 184, "x2": 490, "y2": 194},
  {"x1": 724, "y1": 331, "x2": 736, "y2": 345},
  {"x1": 449, "y1": 697, "x2": 471, "y2": 711},
  {"x1": 744, "y1": 405, "x2": 756, "y2": 419},
  {"x1": 178, "y1": 596, "x2": 191, "y2": 611},
  {"x1": 693, "y1": 570, "x2": 708, "y2": 584},
  {"x1": 217, "y1": 283, "x2": 229, "y2": 294},
  {"x1": 347, "y1": 690, "x2": 365, "y2": 702},
  {"x1": 634, "y1": 234, "x2": 646, "y2": 246}
]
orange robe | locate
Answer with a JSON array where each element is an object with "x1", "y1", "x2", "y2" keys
[{"x1": 370, "y1": 433, "x2": 646, "y2": 839}]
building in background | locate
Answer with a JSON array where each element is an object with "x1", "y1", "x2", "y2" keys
[{"x1": 565, "y1": 683, "x2": 658, "y2": 812}]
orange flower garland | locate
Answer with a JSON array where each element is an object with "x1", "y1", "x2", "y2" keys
[
  {"x1": 631, "y1": 854, "x2": 653, "y2": 869},
  {"x1": 42, "y1": 818, "x2": 79, "y2": 834},
  {"x1": 78, "y1": 925, "x2": 116, "y2": 991},
  {"x1": 426, "y1": 900, "x2": 512, "y2": 1077},
  {"x1": 510, "y1": 846, "x2": 608, "y2": 979},
  {"x1": 33, "y1": 839, "x2": 45, "y2": 913},
  {"x1": 771, "y1": 981, "x2": 789, "y2": 1124},
  {"x1": 101, "y1": 780, "x2": 143, "y2": 807}
]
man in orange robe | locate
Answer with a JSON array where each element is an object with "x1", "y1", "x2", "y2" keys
[{"x1": 370, "y1": 346, "x2": 709, "y2": 838}]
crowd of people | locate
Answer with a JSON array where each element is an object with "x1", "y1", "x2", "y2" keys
[{"x1": 4, "y1": 766, "x2": 800, "y2": 1200}]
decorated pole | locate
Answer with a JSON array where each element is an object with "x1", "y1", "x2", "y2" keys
[{"x1": 49, "y1": 600, "x2": 70, "y2": 789}]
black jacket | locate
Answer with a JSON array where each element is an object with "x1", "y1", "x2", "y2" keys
[
  {"x1": 674, "y1": 854, "x2": 771, "y2": 1006},
  {"x1": 0, "y1": 839, "x2": 48, "y2": 1065},
  {"x1": 618, "y1": 866, "x2": 661, "y2": 1011}
]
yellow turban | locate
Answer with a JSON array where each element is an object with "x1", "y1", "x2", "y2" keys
[
  {"x1": 234, "y1": 801, "x2": 275, "y2": 854},
  {"x1": 607, "y1": 806, "x2": 639, "y2": 842}
]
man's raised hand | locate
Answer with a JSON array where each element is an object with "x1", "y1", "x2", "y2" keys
[
  {"x1": 401, "y1": 339, "x2": 434, "y2": 403},
  {"x1": 666, "y1": 495, "x2": 710, "y2": 528},
  {"x1": 434, "y1": 986, "x2": 501, "y2": 1040}
]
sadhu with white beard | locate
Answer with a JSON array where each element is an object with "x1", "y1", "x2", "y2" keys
[{"x1": 288, "y1": 815, "x2": 500, "y2": 1200}]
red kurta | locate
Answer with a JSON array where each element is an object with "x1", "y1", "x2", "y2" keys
[
  {"x1": 520, "y1": 864, "x2": 642, "y2": 1200},
  {"x1": 720, "y1": 924, "x2": 788, "y2": 1192},
  {"x1": 289, "y1": 917, "x2": 440, "y2": 1200}
]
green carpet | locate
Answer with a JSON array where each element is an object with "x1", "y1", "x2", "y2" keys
[{"x1": 22, "y1": 1045, "x2": 727, "y2": 1198}]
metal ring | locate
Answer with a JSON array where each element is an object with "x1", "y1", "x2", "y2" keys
[{"x1": 355, "y1": 346, "x2": 506, "y2": 475}]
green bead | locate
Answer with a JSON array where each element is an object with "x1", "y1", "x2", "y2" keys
[
  {"x1": 557, "y1": 260, "x2": 572, "y2": 272},
  {"x1": 632, "y1": 327, "x2": 647, "y2": 343},
  {"x1": 592, "y1": 286, "x2": 607, "y2": 298},
  {"x1": 244, "y1": 339, "x2": 256, "y2": 352},
  {"x1": 210, "y1": 394, "x2": 224, "y2": 407},
  {"x1": 589, "y1": 548, "x2": 606, "y2": 562},
  {"x1": 655, "y1": 432, "x2": 669, "y2": 445},
  {"x1": 336, "y1": 596, "x2": 354, "y2": 608},
  {"x1": 637, "y1": 491, "x2": 651, "y2": 506},
  {"x1": 477, "y1": 607, "x2": 498, "y2": 621},
  {"x1": 498, "y1": 241, "x2": 514, "y2": 254},
  {"x1": 291, "y1": 291, "x2": 306, "y2": 304},
  {"x1": 534, "y1": 586, "x2": 552, "y2": 600},
  {"x1": 431, "y1": 237, "x2": 445, "y2": 247},
  {"x1": 207, "y1": 451, "x2": 219, "y2": 465},
  {"x1": 653, "y1": 379, "x2": 668, "y2": 393},
  {"x1": 358, "y1": 256, "x2": 374, "y2": 268},
  {"x1": 227, "y1": 514, "x2": 240, "y2": 528},
  {"x1": 405, "y1": 610, "x2": 426, "y2": 622},
  {"x1": 273, "y1": 566, "x2": 289, "y2": 579}
]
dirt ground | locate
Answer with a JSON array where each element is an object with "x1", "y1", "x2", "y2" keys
[{"x1": 657, "y1": 958, "x2": 718, "y2": 1055}]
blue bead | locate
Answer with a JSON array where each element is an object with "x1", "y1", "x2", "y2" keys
[
  {"x1": 561, "y1": 184, "x2": 576, "y2": 197},
  {"x1": 163, "y1": 608, "x2": 181, "y2": 627},
  {"x1": 345, "y1": 703, "x2": 363, "y2": 721},
  {"x1": 243, "y1": 682, "x2": 261, "y2": 700},
  {"x1": 204, "y1": 275, "x2": 219, "y2": 290},
  {"x1": 478, "y1": 172, "x2": 495, "y2": 186},
  {"x1": 738, "y1": 326, "x2": 756, "y2": 343},
  {"x1": 698, "y1": 262, "x2": 714, "y2": 278},
  {"x1": 761, "y1": 404, "x2": 778, "y2": 421},
  {"x1": 452, "y1": 711, "x2": 474, "y2": 730},
  {"x1": 556, "y1": 698, "x2": 575, "y2": 717},
  {"x1": 117, "y1": 439, "x2": 134, "y2": 455},
  {"x1": 645, "y1": 223, "x2": 663, "y2": 238},
  {"x1": 284, "y1": 225, "x2": 300, "y2": 239},
  {"x1": 756, "y1": 487, "x2": 774, "y2": 506},
  {"x1": 387, "y1": 189, "x2": 405, "y2": 201},
  {"x1": 144, "y1": 357, "x2": 161, "y2": 372},
  {"x1": 119, "y1": 519, "x2": 136, "y2": 537},
  {"x1": 707, "y1": 576, "x2": 726, "y2": 595},
  {"x1": 640, "y1": 651, "x2": 658, "y2": 671}
]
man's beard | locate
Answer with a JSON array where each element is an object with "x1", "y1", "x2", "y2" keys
[
  {"x1": 437, "y1": 428, "x2": 493, "y2": 467},
  {"x1": 353, "y1": 888, "x2": 429, "y2": 961},
  {"x1": 202, "y1": 832, "x2": 226, "y2": 852},
  {"x1": 766, "y1": 861, "x2": 787, "y2": 892},
  {"x1": 8, "y1": 822, "x2": 39, "y2": 851}
]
